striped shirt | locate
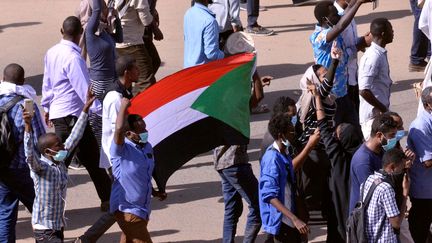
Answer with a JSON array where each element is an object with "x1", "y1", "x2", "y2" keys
[
  {"x1": 24, "y1": 112, "x2": 88, "y2": 230},
  {"x1": 298, "y1": 77, "x2": 336, "y2": 144}
]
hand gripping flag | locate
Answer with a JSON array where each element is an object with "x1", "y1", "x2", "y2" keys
[{"x1": 129, "y1": 53, "x2": 256, "y2": 191}]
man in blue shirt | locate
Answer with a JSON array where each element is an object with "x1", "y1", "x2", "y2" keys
[
  {"x1": 349, "y1": 114, "x2": 398, "y2": 212},
  {"x1": 310, "y1": 0, "x2": 370, "y2": 126},
  {"x1": 110, "y1": 98, "x2": 166, "y2": 242},
  {"x1": 407, "y1": 86, "x2": 432, "y2": 243},
  {"x1": 184, "y1": 0, "x2": 225, "y2": 68}
]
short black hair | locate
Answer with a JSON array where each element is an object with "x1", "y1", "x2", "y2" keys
[
  {"x1": 421, "y1": 86, "x2": 432, "y2": 107},
  {"x1": 370, "y1": 18, "x2": 390, "y2": 37},
  {"x1": 272, "y1": 96, "x2": 296, "y2": 114},
  {"x1": 125, "y1": 114, "x2": 143, "y2": 132},
  {"x1": 370, "y1": 113, "x2": 398, "y2": 137},
  {"x1": 3, "y1": 63, "x2": 25, "y2": 85},
  {"x1": 37, "y1": 133, "x2": 58, "y2": 155},
  {"x1": 116, "y1": 55, "x2": 136, "y2": 78},
  {"x1": 382, "y1": 148, "x2": 406, "y2": 168},
  {"x1": 268, "y1": 113, "x2": 292, "y2": 140},
  {"x1": 314, "y1": 1, "x2": 334, "y2": 23},
  {"x1": 62, "y1": 16, "x2": 82, "y2": 37}
]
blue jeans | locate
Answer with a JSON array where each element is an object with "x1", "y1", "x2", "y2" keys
[
  {"x1": 410, "y1": 0, "x2": 431, "y2": 64},
  {"x1": 218, "y1": 163, "x2": 261, "y2": 243},
  {"x1": 246, "y1": 0, "x2": 259, "y2": 27},
  {"x1": 0, "y1": 168, "x2": 35, "y2": 243}
]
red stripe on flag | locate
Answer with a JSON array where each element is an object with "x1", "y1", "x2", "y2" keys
[{"x1": 128, "y1": 53, "x2": 255, "y2": 117}]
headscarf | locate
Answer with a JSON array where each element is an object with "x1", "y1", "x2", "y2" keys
[
  {"x1": 338, "y1": 123, "x2": 363, "y2": 160},
  {"x1": 0, "y1": 81, "x2": 37, "y2": 100},
  {"x1": 296, "y1": 65, "x2": 336, "y2": 124}
]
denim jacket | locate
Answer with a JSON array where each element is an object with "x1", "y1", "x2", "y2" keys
[{"x1": 259, "y1": 143, "x2": 296, "y2": 235}]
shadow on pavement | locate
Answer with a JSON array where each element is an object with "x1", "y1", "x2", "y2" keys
[
  {"x1": 392, "y1": 78, "x2": 423, "y2": 94},
  {"x1": 355, "y1": 9, "x2": 412, "y2": 25},
  {"x1": 153, "y1": 181, "x2": 222, "y2": 210},
  {"x1": 258, "y1": 62, "x2": 314, "y2": 79},
  {"x1": 169, "y1": 233, "x2": 268, "y2": 242},
  {"x1": 0, "y1": 22, "x2": 42, "y2": 33}
]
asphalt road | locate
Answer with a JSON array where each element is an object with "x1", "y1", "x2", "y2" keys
[{"x1": 0, "y1": 0, "x2": 424, "y2": 242}]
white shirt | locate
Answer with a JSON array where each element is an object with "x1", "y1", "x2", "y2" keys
[
  {"x1": 209, "y1": 0, "x2": 242, "y2": 33},
  {"x1": 358, "y1": 42, "x2": 392, "y2": 124},
  {"x1": 334, "y1": 2, "x2": 359, "y2": 86},
  {"x1": 100, "y1": 90, "x2": 122, "y2": 169},
  {"x1": 0, "y1": 81, "x2": 37, "y2": 99}
]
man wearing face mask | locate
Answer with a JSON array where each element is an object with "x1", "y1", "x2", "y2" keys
[
  {"x1": 361, "y1": 148, "x2": 411, "y2": 243},
  {"x1": 23, "y1": 88, "x2": 96, "y2": 242},
  {"x1": 110, "y1": 98, "x2": 166, "y2": 243},
  {"x1": 407, "y1": 86, "x2": 432, "y2": 243},
  {"x1": 310, "y1": 0, "x2": 371, "y2": 127},
  {"x1": 359, "y1": 18, "x2": 394, "y2": 140},
  {"x1": 349, "y1": 114, "x2": 399, "y2": 212}
]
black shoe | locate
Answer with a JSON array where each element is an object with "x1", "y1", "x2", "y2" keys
[{"x1": 409, "y1": 60, "x2": 428, "y2": 72}]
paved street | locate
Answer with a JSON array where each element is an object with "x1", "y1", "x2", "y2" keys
[{"x1": 0, "y1": 0, "x2": 424, "y2": 242}]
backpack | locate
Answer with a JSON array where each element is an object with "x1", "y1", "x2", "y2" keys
[
  {"x1": 0, "y1": 96, "x2": 24, "y2": 168},
  {"x1": 346, "y1": 178, "x2": 386, "y2": 243}
]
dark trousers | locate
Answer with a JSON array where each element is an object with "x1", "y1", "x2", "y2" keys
[
  {"x1": 264, "y1": 223, "x2": 301, "y2": 243},
  {"x1": 410, "y1": 0, "x2": 431, "y2": 65},
  {"x1": 34, "y1": 228, "x2": 64, "y2": 243},
  {"x1": 219, "y1": 30, "x2": 234, "y2": 50},
  {"x1": 246, "y1": 0, "x2": 259, "y2": 27},
  {"x1": 218, "y1": 163, "x2": 261, "y2": 243},
  {"x1": 80, "y1": 213, "x2": 116, "y2": 243},
  {"x1": 52, "y1": 116, "x2": 111, "y2": 202},
  {"x1": 0, "y1": 168, "x2": 35, "y2": 243},
  {"x1": 334, "y1": 94, "x2": 360, "y2": 128},
  {"x1": 347, "y1": 84, "x2": 360, "y2": 113},
  {"x1": 409, "y1": 198, "x2": 432, "y2": 243}
]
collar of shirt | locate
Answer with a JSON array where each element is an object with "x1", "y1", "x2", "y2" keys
[
  {"x1": 0, "y1": 81, "x2": 37, "y2": 99},
  {"x1": 370, "y1": 42, "x2": 387, "y2": 54},
  {"x1": 40, "y1": 155, "x2": 59, "y2": 167},
  {"x1": 194, "y1": 2, "x2": 216, "y2": 17},
  {"x1": 334, "y1": 2, "x2": 345, "y2": 15},
  {"x1": 272, "y1": 141, "x2": 281, "y2": 152},
  {"x1": 421, "y1": 109, "x2": 432, "y2": 121},
  {"x1": 60, "y1": 39, "x2": 81, "y2": 54}
]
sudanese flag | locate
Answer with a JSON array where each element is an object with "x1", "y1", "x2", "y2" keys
[{"x1": 129, "y1": 53, "x2": 256, "y2": 191}]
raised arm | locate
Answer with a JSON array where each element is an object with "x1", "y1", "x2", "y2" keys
[
  {"x1": 64, "y1": 88, "x2": 96, "y2": 152},
  {"x1": 113, "y1": 98, "x2": 131, "y2": 146},
  {"x1": 326, "y1": 0, "x2": 368, "y2": 42},
  {"x1": 317, "y1": 42, "x2": 341, "y2": 99},
  {"x1": 23, "y1": 111, "x2": 43, "y2": 172},
  {"x1": 86, "y1": 0, "x2": 102, "y2": 35}
]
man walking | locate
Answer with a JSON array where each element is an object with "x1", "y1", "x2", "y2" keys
[
  {"x1": 41, "y1": 16, "x2": 112, "y2": 212},
  {"x1": 0, "y1": 64, "x2": 45, "y2": 243},
  {"x1": 184, "y1": 0, "x2": 225, "y2": 68}
]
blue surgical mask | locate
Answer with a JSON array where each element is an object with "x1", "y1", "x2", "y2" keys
[
  {"x1": 139, "y1": 132, "x2": 148, "y2": 143},
  {"x1": 282, "y1": 138, "x2": 291, "y2": 147},
  {"x1": 291, "y1": 116, "x2": 297, "y2": 126},
  {"x1": 382, "y1": 136, "x2": 398, "y2": 151},
  {"x1": 395, "y1": 130, "x2": 406, "y2": 141},
  {"x1": 50, "y1": 149, "x2": 68, "y2": 162}
]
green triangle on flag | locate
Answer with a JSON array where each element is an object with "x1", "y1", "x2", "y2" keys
[{"x1": 190, "y1": 57, "x2": 255, "y2": 138}]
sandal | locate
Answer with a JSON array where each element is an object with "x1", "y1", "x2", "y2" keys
[{"x1": 251, "y1": 104, "x2": 270, "y2": 114}]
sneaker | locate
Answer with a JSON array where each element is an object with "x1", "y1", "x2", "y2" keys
[
  {"x1": 68, "y1": 161, "x2": 86, "y2": 170},
  {"x1": 409, "y1": 61, "x2": 428, "y2": 72},
  {"x1": 100, "y1": 201, "x2": 110, "y2": 212},
  {"x1": 246, "y1": 25, "x2": 274, "y2": 36}
]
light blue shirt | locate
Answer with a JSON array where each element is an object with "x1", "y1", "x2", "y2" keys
[
  {"x1": 183, "y1": 3, "x2": 224, "y2": 68},
  {"x1": 407, "y1": 110, "x2": 432, "y2": 199},
  {"x1": 310, "y1": 25, "x2": 348, "y2": 98},
  {"x1": 110, "y1": 138, "x2": 155, "y2": 220}
]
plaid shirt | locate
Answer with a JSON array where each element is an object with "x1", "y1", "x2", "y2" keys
[
  {"x1": 0, "y1": 94, "x2": 45, "y2": 169},
  {"x1": 361, "y1": 172, "x2": 400, "y2": 243},
  {"x1": 24, "y1": 112, "x2": 88, "y2": 230}
]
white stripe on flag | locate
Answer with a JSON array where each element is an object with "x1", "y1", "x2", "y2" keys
[{"x1": 144, "y1": 87, "x2": 208, "y2": 147}]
